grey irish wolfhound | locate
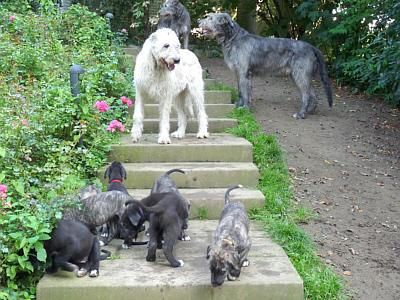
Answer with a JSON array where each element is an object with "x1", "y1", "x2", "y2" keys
[
  {"x1": 158, "y1": 0, "x2": 191, "y2": 49},
  {"x1": 199, "y1": 13, "x2": 333, "y2": 119}
]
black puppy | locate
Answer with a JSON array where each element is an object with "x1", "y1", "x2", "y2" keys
[
  {"x1": 150, "y1": 168, "x2": 190, "y2": 241},
  {"x1": 101, "y1": 161, "x2": 129, "y2": 239},
  {"x1": 104, "y1": 161, "x2": 128, "y2": 194},
  {"x1": 44, "y1": 220, "x2": 110, "y2": 277},
  {"x1": 121, "y1": 192, "x2": 189, "y2": 267}
]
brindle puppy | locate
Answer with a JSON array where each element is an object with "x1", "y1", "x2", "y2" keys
[{"x1": 207, "y1": 184, "x2": 251, "y2": 287}]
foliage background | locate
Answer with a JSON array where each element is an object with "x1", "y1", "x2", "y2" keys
[{"x1": 0, "y1": 3, "x2": 133, "y2": 299}]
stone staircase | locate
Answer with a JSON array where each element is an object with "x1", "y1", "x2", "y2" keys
[{"x1": 36, "y1": 47, "x2": 303, "y2": 300}]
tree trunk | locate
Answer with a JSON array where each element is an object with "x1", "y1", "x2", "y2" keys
[{"x1": 237, "y1": 0, "x2": 257, "y2": 34}]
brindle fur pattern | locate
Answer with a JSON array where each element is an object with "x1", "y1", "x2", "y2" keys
[{"x1": 207, "y1": 185, "x2": 251, "y2": 287}]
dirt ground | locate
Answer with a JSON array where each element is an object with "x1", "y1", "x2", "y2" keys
[{"x1": 201, "y1": 58, "x2": 400, "y2": 300}]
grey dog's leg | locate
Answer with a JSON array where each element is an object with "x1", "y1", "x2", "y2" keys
[
  {"x1": 182, "y1": 31, "x2": 189, "y2": 49},
  {"x1": 163, "y1": 225, "x2": 183, "y2": 267},
  {"x1": 237, "y1": 71, "x2": 252, "y2": 108}
]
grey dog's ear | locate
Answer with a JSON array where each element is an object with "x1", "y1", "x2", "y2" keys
[
  {"x1": 206, "y1": 245, "x2": 211, "y2": 259},
  {"x1": 222, "y1": 13, "x2": 234, "y2": 29},
  {"x1": 128, "y1": 211, "x2": 142, "y2": 227},
  {"x1": 104, "y1": 165, "x2": 111, "y2": 179}
]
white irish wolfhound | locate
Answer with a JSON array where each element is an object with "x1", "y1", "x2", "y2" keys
[{"x1": 131, "y1": 28, "x2": 209, "y2": 144}]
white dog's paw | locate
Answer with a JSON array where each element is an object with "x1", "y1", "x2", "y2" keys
[
  {"x1": 178, "y1": 260, "x2": 184, "y2": 267},
  {"x1": 122, "y1": 243, "x2": 130, "y2": 250},
  {"x1": 75, "y1": 269, "x2": 88, "y2": 277},
  {"x1": 131, "y1": 127, "x2": 142, "y2": 143},
  {"x1": 171, "y1": 130, "x2": 185, "y2": 139},
  {"x1": 158, "y1": 135, "x2": 171, "y2": 144},
  {"x1": 89, "y1": 269, "x2": 99, "y2": 277},
  {"x1": 196, "y1": 130, "x2": 209, "y2": 139}
]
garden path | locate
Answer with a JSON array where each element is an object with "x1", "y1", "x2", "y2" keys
[{"x1": 201, "y1": 57, "x2": 400, "y2": 300}]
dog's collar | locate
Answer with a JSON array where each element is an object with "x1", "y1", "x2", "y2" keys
[{"x1": 110, "y1": 179, "x2": 123, "y2": 183}]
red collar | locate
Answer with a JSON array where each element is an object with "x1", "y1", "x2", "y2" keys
[{"x1": 110, "y1": 179, "x2": 123, "y2": 183}]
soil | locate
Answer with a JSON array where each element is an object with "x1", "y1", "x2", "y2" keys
[{"x1": 201, "y1": 57, "x2": 400, "y2": 300}]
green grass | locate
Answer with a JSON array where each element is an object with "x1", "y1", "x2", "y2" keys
[
  {"x1": 196, "y1": 207, "x2": 209, "y2": 220},
  {"x1": 228, "y1": 108, "x2": 346, "y2": 300},
  {"x1": 205, "y1": 82, "x2": 239, "y2": 103}
]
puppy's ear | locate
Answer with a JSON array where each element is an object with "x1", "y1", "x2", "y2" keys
[
  {"x1": 104, "y1": 166, "x2": 111, "y2": 179},
  {"x1": 128, "y1": 212, "x2": 142, "y2": 227},
  {"x1": 125, "y1": 199, "x2": 136, "y2": 206},
  {"x1": 121, "y1": 165, "x2": 127, "y2": 180},
  {"x1": 206, "y1": 245, "x2": 211, "y2": 259}
]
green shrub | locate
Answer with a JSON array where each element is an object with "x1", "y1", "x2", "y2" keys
[{"x1": 0, "y1": 5, "x2": 133, "y2": 299}]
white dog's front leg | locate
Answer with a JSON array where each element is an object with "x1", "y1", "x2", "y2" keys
[
  {"x1": 171, "y1": 100, "x2": 187, "y2": 139},
  {"x1": 193, "y1": 94, "x2": 209, "y2": 139},
  {"x1": 158, "y1": 98, "x2": 172, "y2": 144},
  {"x1": 131, "y1": 91, "x2": 144, "y2": 143}
]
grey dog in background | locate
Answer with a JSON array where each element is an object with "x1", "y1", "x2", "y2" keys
[
  {"x1": 199, "y1": 13, "x2": 333, "y2": 119},
  {"x1": 207, "y1": 184, "x2": 251, "y2": 287},
  {"x1": 158, "y1": 0, "x2": 191, "y2": 49}
]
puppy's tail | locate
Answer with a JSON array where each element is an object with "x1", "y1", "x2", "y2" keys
[
  {"x1": 165, "y1": 168, "x2": 186, "y2": 176},
  {"x1": 225, "y1": 184, "x2": 243, "y2": 204}
]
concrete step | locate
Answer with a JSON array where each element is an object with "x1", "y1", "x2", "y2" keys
[
  {"x1": 109, "y1": 134, "x2": 253, "y2": 163},
  {"x1": 142, "y1": 118, "x2": 236, "y2": 133},
  {"x1": 37, "y1": 221, "x2": 303, "y2": 300},
  {"x1": 99, "y1": 162, "x2": 260, "y2": 189},
  {"x1": 144, "y1": 90, "x2": 232, "y2": 104},
  {"x1": 128, "y1": 188, "x2": 265, "y2": 219},
  {"x1": 139, "y1": 103, "x2": 234, "y2": 118}
]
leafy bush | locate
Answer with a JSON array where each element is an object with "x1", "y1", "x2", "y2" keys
[{"x1": 0, "y1": 4, "x2": 134, "y2": 299}]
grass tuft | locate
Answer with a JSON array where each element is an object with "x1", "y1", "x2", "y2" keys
[{"x1": 228, "y1": 108, "x2": 345, "y2": 300}]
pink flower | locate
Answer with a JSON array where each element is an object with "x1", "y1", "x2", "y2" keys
[
  {"x1": 9, "y1": 15, "x2": 15, "y2": 22},
  {"x1": 0, "y1": 184, "x2": 7, "y2": 200},
  {"x1": 121, "y1": 28, "x2": 127, "y2": 34},
  {"x1": 21, "y1": 119, "x2": 28, "y2": 126},
  {"x1": 120, "y1": 96, "x2": 134, "y2": 107},
  {"x1": 107, "y1": 120, "x2": 125, "y2": 132},
  {"x1": 93, "y1": 101, "x2": 110, "y2": 113}
]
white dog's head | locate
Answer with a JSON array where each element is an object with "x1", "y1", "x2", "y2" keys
[{"x1": 147, "y1": 28, "x2": 181, "y2": 71}]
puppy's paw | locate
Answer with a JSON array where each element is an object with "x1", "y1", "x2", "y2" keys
[
  {"x1": 227, "y1": 274, "x2": 237, "y2": 281},
  {"x1": 171, "y1": 130, "x2": 185, "y2": 139},
  {"x1": 100, "y1": 232, "x2": 108, "y2": 238},
  {"x1": 178, "y1": 260, "x2": 184, "y2": 267},
  {"x1": 242, "y1": 259, "x2": 250, "y2": 267},
  {"x1": 75, "y1": 269, "x2": 88, "y2": 277},
  {"x1": 196, "y1": 130, "x2": 209, "y2": 139},
  {"x1": 146, "y1": 255, "x2": 156, "y2": 262},
  {"x1": 180, "y1": 234, "x2": 191, "y2": 241},
  {"x1": 99, "y1": 240, "x2": 105, "y2": 247},
  {"x1": 122, "y1": 243, "x2": 130, "y2": 250},
  {"x1": 158, "y1": 134, "x2": 171, "y2": 144},
  {"x1": 89, "y1": 269, "x2": 99, "y2": 277}
]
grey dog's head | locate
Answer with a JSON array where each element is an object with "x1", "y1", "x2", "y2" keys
[
  {"x1": 159, "y1": 0, "x2": 180, "y2": 18},
  {"x1": 198, "y1": 13, "x2": 235, "y2": 39},
  {"x1": 207, "y1": 239, "x2": 242, "y2": 287}
]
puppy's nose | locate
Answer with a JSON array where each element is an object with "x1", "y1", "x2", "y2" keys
[{"x1": 174, "y1": 58, "x2": 180, "y2": 64}]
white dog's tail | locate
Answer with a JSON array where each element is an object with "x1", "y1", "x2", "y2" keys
[{"x1": 224, "y1": 184, "x2": 243, "y2": 204}]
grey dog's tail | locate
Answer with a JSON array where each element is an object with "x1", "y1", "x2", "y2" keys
[
  {"x1": 165, "y1": 168, "x2": 186, "y2": 176},
  {"x1": 225, "y1": 184, "x2": 243, "y2": 204},
  {"x1": 312, "y1": 47, "x2": 333, "y2": 108}
]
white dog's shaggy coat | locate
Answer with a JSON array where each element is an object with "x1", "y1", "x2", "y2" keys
[{"x1": 131, "y1": 28, "x2": 209, "y2": 144}]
